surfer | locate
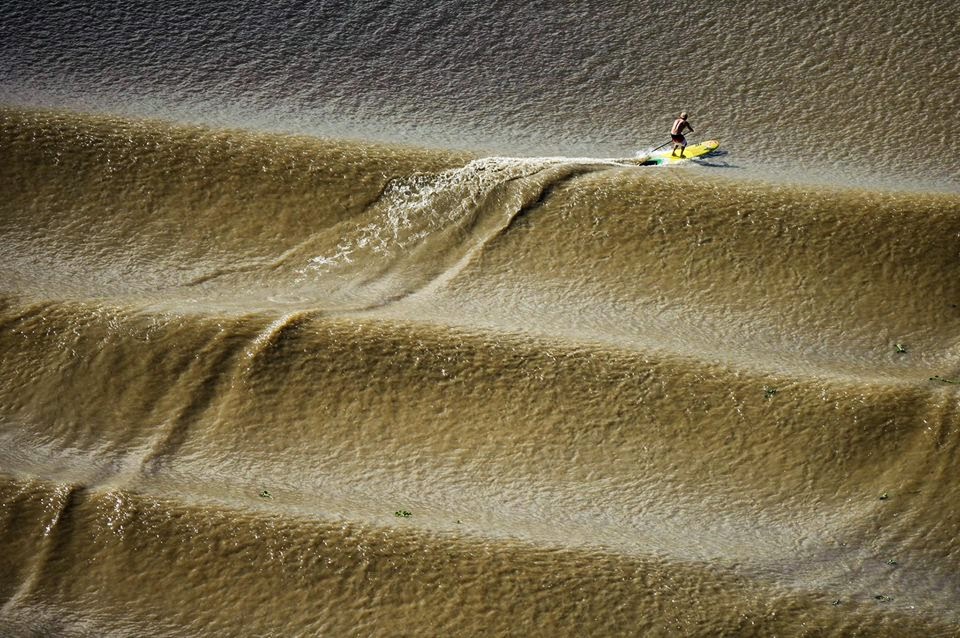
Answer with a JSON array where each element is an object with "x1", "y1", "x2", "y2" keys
[{"x1": 670, "y1": 112, "x2": 694, "y2": 157}]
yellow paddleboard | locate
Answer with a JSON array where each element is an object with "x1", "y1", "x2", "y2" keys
[{"x1": 643, "y1": 139, "x2": 720, "y2": 166}]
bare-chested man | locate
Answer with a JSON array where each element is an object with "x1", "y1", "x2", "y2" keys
[{"x1": 671, "y1": 112, "x2": 694, "y2": 157}]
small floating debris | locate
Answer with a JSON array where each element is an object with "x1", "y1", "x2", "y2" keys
[
  {"x1": 874, "y1": 594, "x2": 892, "y2": 602},
  {"x1": 879, "y1": 493, "x2": 889, "y2": 501},
  {"x1": 395, "y1": 510, "x2": 412, "y2": 518},
  {"x1": 894, "y1": 343, "x2": 907, "y2": 353},
  {"x1": 763, "y1": 386, "x2": 778, "y2": 399},
  {"x1": 259, "y1": 490, "x2": 272, "y2": 499},
  {"x1": 886, "y1": 559, "x2": 898, "y2": 566},
  {"x1": 832, "y1": 599, "x2": 842, "y2": 606},
  {"x1": 930, "y1": 375, "x2": 960, "y2": 385}
]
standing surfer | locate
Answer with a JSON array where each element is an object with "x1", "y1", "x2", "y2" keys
[{"x1": 670, "y1": 112, "x2": 694, "y2": 157}]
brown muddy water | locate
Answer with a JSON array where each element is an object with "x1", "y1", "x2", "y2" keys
[{"x1": 2, "y1": 1, "x2": 960, "y2": 636}]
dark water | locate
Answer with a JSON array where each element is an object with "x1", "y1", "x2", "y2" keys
[{"x1": 2, "y1": 1, "x2": 960, "y2": 636}]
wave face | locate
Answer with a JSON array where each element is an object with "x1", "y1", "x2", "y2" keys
[
  {"x1": 2, "y1": 0, "x2": 960, "y2": 631},
  {"x1": 2, "y1": 0, "x2": 959, "y2": 190},
  {"x1": 2, "y1": 108, "x2": 960, "y2": 636}
]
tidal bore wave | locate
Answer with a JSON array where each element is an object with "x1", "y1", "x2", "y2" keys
[{"x1": 3, "y1": 109, "x2": 960, "y2": 635}]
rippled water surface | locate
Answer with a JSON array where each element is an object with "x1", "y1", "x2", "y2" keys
[{"x1": 2, "y1": 1, "x2": 960, "y2": 635}]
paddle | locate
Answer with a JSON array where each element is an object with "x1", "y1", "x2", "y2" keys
[
  {"x1": 651, "y1": 129, "x2": 698, "y2": 152},
  {"x1": 650, "y1": 138, "x2": 676, "y2": 152},
  {"x1": 650, "y1": 117, "x2": 701, "y2": 153}
]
